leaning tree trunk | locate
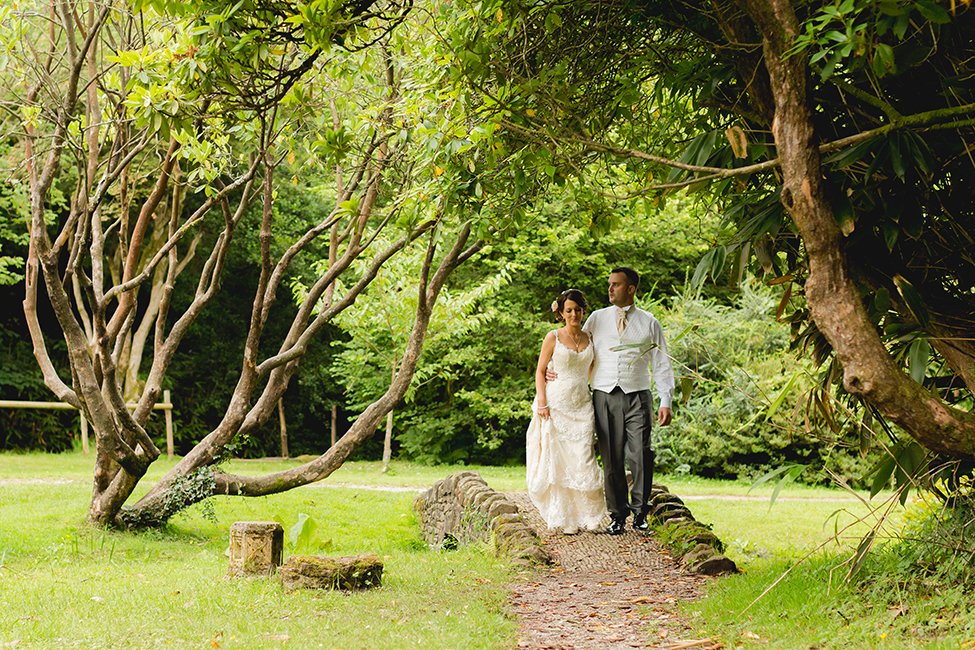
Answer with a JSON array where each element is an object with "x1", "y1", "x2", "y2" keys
[{"x1": 745, "y1": 0, "x2": 975, "y2": 457}]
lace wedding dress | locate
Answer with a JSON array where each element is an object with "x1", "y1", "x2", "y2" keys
[{"x1": 526, "y1": 334, "x2": 605, "y2": 532}]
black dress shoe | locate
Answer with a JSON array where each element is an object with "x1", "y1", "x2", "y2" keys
[
  {"x1": 607, "y1": 519, "x2": 625, "y2": 535},
  {"x1": 633, "y1": 514, "x2": 649, "y2": 532}
]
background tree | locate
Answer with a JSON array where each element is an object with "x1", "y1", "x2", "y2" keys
[{"x1": 297, "y1": 239, "x2": 510, "y2": 470}]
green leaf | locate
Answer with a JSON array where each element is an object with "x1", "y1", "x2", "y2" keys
[
  {"x1": 904, "y1": 131, "x2": 934, "y2": 174},
  {"x1": 668, "y1": 323, "x2": 700, "y2": 345},
  {"x1": 767, "y1": 371, "x2": 800, "y2": 419},
  {"x1": 749, "y1": 463, "x2": 807, "y2": 508},
  {"x1": 915, "y1": 0, "x2": 951, "y2": 24},
  {"x1": 846, "y1": 530, "x2": 876, "y2": 580},
  {"x1": 872, "y1": 43, "x2": 896, "y2": 77},
  {"x1": 691, "y1": 248, "x2": 716, "y2": 288},
  {"x1": 825, "y1": 139, "x2": 876, "y2": 169},
  {"x1": 869, "y1": 455, "x2": 896, "y2": 498},
  {"x1": 893, "y1": 274, "x2": 929, "y2": 327},
  {"x1": 888, "y1": 133, "x2": 906, "y2": 180},
  {"x1": 882, "y1": 220, "x2": 899, "y2": 251},
  {"x1": 865, "y1": 145, "x2": 889, "y2": 182},
  {"x1": 908, "y1": 337, "x2": 930, "y2": 384}
]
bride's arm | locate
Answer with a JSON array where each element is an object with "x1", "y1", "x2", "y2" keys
[{"x1": 535, "y1": 331, "x2": 557, "y2": 419}]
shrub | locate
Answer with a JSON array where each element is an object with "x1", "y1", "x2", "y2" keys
[{"x1": 656, "y1": 281, "x2": 881, "y2": 486}]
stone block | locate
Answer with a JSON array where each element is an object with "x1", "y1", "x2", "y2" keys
[
  {"x1": 692, "y1": 555, "x2": 739, "y2": 576},
  {"x1": 491, "y1": 512, "x2": 524, "y2": 531},
  {"x1": 279, "y1": 553, "x2": 383, "y2": 590},
  {"x1": 487, "y1": 499, "x2": 519, "y2": 521},
  {"x1": 652, "y1": 502, "x2": 692, "y2": 522},
  {"x1": 686, "y1": 530, "x2": 724, "y2": 552},
  {"x1": 472, "y1": 489, "x2": 501, "y2": 509},
  {"x1": 663, "y1": 516, "x2": 695, "y2": 527},
  {"x1": 462, "y1": 485, "x2": 491, "y2": 507},
  {"x1": 227, "y1": 521, "x2": 284, "y2": 578},
  {"x1": 652, "y1": 493, "x2": 685, "y2": 507},
  {"x1": 681, "y1": 542, "x2": 716, "y2": 567}
]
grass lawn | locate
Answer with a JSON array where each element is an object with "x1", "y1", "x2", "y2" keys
[
  {"x1": 2, "y1": 452, "x2": 972, "y2": 649},
  {"x1": 0, "y1": 453, "x2": 518, "y2": 650}
]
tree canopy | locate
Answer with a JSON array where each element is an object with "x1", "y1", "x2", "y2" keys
[{"x1": 440, "y1": 0, "x2": 975, "y2": 474}]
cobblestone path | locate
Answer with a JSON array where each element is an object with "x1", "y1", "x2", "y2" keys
[{"x1": 506, "y1": 492, "x2": 713, "y2": 650}]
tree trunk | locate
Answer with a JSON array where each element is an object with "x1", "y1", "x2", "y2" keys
[{"x1": 744, "y1": 0, "x2": 975, "y2": 457}]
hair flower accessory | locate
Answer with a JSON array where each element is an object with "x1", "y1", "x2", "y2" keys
[{"x1": 551, "y1": 300, "x2": 558, "y2": 312}]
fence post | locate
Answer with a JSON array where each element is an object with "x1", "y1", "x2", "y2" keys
[
  {"x1": 81, "y1": 415, "x2": 89, "y2": 455},
  {"x1": 278, "y1": 398, "x2": 288, "y2": 459},
  {"x1": 331, "y1": 404, "x2": 337, "y2": 448},
  {"x1": 164, "y1": 389, "x2": 174, "y2": 460}
]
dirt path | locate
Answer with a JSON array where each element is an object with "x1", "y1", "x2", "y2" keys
[{"x1": 506, "y1": 493, "x2": 716, "y2": 650}]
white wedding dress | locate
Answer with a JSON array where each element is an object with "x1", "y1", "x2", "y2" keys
[{"x1": 526, "y1": 334, "x2": 605, "y2": 532}]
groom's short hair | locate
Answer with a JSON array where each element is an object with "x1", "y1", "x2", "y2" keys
[{"x1": 611, "y1": 266, "x2": 640, "y2": 289}]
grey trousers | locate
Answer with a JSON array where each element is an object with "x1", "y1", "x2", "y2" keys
[{"x1": 593, "y1": 388, "x2": 655, "y2": 521}]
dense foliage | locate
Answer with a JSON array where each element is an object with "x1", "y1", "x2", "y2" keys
[{"x1": 440, "y1": 0, "x2": 975, "y2": 477}]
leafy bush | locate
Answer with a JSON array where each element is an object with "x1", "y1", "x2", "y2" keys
[{"x1": 656, "y1": 281, "x2": 881, "y2": 485}]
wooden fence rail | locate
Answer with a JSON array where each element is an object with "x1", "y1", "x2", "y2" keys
[{"x1": 0, "y1": 390, "x2": 175, "y2": 459}]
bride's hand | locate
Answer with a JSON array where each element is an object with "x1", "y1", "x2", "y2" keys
[
  {"x1": 545, "y1": 368, "x2": 558, "y2": 382},
  {"x1": 536, "y1": 405, "x2": 550, "y2": 420}
]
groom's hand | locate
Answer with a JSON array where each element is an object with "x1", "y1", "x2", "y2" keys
[
  {"x1": 657, "y1": 407, "x2": 672, "y2": 426},
  {"x1": 545, "y1": 368, "x2": 558, "y2": 382}
]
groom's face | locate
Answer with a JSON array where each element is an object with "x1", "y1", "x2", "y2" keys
[{"x1": 607, "y1": 272, "x2": 635, "y2": 307}]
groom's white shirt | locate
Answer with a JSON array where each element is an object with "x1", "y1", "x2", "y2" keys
[{"x1": 583, "y1": 305, "x2": 675, "y2": 409}]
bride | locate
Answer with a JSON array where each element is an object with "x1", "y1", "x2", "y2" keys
[{"x1": 526, "y1": 289, "x2": 605, "y2": 534}]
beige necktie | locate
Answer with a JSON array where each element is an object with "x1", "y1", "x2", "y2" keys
[{"x1": 616, "y1": 307, "x2": 627, "y2": 336}]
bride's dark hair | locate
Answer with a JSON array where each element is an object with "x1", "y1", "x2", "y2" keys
[{"x1": 553, "y1": 289, "x2": 588, "y2": 321}]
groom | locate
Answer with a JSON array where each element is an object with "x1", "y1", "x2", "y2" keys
[{"x1": 585, "y1": 267, "x2": 674, "y2": 535}]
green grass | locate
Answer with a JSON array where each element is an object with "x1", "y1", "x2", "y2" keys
[
  {"x1": 3, "y1": 452, "x2": 972, "y2": 650},
  {"x1": 681, "y1": 552, "x2": 975, "y2": 650},
  {"x1": 672, "y1": 486, "x2": 975, "y2": 650},
  {"x1": 0, "y1": 454, "x2": 518, "y2": 650}
]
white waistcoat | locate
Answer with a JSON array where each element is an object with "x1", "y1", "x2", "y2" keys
[{"x1": 583, "y1": 305, "x2": 675, "y2": 408}]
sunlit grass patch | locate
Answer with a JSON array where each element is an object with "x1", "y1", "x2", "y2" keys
[
  {"x1": 0, "y1": 469, "x2": 517, "y2": 650},
  {"x1": 682, "y1": 553, "x2": 975, "y2": 650}
]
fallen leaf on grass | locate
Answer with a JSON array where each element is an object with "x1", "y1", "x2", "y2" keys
[
  {"x1": 659, "y1": 630, "x2": 669, "y2": 639},
  {"x1": 742, "y1": 631, "x2": 760, "y2": 639},
  {"x1": 599, "y1": 582, "x2": 617, "y2": 586},
  {"x1": 630, "y1": 596, "x2": 655, "y2": 604}
]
